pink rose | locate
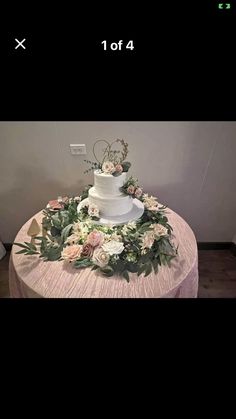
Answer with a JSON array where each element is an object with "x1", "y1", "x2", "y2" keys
[
  {"x1": 81, "y1": 243, "x2": 94, "y2": 257},
  {"x1": 115, "y1": 164, "x2": 123, "y2": 173},
  {"x1": 61, "y1": 244, "x2": 83, "y2": 262},
  {"x1": 135, "y1": 187, "x2": 143, "y2": 198},
  {"x1": 87, "y1": 229, "x2": 104, "y2": 247},
  {"x1": 127, "y1": 185, "x2": 135, "y2": 195}
]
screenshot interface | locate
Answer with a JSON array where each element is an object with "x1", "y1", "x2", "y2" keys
[{"x1": 0, "y1": 1, "x2": 235, "y2": 300}]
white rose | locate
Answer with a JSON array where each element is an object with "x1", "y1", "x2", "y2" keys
[
  {"x1": 152, "y1": 224, "x2": 168, "y2": 237},
  {"x1": 102, "y1": 161, "x2": 115, "y2": 174},
  {"x1": 102, "y1": 240, "x2": 124, "y2": 255},
  {"x1": 92, "y1": 247, "x2": 110, "y2": 268}
]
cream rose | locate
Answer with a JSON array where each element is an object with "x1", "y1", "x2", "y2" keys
[
  {"x1": 102, "y1": 240, "x2": 124, "y2": 255},
  {"x1": 152, "y1": 224, "x2": 168, "y2": 237},
  {"x1": 92, "y1": 247, "x2": 110, "y2": 268},
  {"x1": 61, "y1": 244, "x2": 83, "y2": 262},
  {"x1": 87, "y1": 229, "x2": 104, "y2": 247},
  {"x1": 102, "y1": 161, "x2": 115, "y2": 174}
]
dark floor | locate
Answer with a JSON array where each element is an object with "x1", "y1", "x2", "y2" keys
[{"x1": 0, "y1": 250, "x2": 236, "y2": 298}]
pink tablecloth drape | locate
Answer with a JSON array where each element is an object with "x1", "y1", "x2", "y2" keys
[{"x1": 9, "y1": 208, "x2": 198, "y2": 298}]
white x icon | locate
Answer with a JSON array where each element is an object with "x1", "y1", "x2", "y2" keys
[{"x1": 15, "y1": 38, "x2": 26, "y2": 50}]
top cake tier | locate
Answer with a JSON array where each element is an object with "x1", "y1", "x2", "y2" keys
[{"x1": 94, "y1": 170, "x2": 126, "y2": 197}]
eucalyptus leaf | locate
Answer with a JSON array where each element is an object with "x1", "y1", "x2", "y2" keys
[
  {"x1": 101, "y1": 266, "x2": 114, "y2": 277},
  {"x1": 121, "y1": 161, "x2": 131, "y2": 172},
  {"x1": 61, "y1": 224, "x2": 73, "y2": 243},
  {"x1": 14, "y1": 242, "x2": 31, "y2": 250},
  {"x1": 74, "y1": 258, "x2": 93, "y2": 268},
  {"x1": 122, "y1": 270, "x2": 130, "y2": 282},
  {"x1": 144, "y1": 262, "x2": 152, "y2": 277},
  {"x1": 137, "y1": 264, "x2": 147, "y2": 276},
  {"x1": 152, "y1": 258, "x2": 159, "y2": 274}
]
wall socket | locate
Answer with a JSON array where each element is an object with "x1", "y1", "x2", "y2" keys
[{"x1": 70, "y1": 144, "x2": 87, "y2": 155}]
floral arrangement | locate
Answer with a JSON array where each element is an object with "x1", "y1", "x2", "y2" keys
[
  {"x1": 14, "y1": 185, "x2": 177, "y2": 282},
  {"x1": 84, "y1": 139, "x2": 131, "y2": 176},
  {"x1": 120, "y1": 176, "x2": 143, "y2": 199}
]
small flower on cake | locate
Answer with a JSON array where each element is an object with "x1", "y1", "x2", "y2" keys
[
  {"x1": 92, "y1": 248, "x2": 110, "y2": 268},
  {"x1": 134, "y1": 187, "x2": 143, "y2": 198},
  {"x1": 88, "y1": 203, "x2": 99, "y2": 218},
  {"x1": 87, "y1": 230, "x2": 104, "y2": 247},
  {"x1": 127, "y1": 185, "x2": 135, "y2": 195},
  {"x1": 115, "y1": 164, "x2": 123, "y2": 173},
  {"x1": 61, "y1": 244, "x2": 83, "y2": 262},
  {"x1": 102, "y1": 161, "x2": 115, "y2": 174},
  {"x1": 102, "y1": 240, "x2": 124, "y2": 256}
]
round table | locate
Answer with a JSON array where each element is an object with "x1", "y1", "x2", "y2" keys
[{"x1": 9, "y1": 208, "x2": 199, "y2": 298}]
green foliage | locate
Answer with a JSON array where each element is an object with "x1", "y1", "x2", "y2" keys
[
  {"x1": 101, "y1": 266, "x2": 114, "y2": 277},
  {"x1": 14, "y1": 185, "x2": 177, "y2": 280},
  {"x1": 122, "y1": 270, "x2": 130, "y2": 282},
  {"x1": 14, "y1": 241, "x2": 39, "y2": 255},
  {"x1": 61, "y1": 224, "x2": 73, "y2": 244},
  {"x1": 74, "y1": 258, "x2": 94, "y2": 268},
  {"x1": 121, "y1": 161, "x2": 131, "y2": 172}
]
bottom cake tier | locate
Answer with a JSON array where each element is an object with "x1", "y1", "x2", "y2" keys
[{"x1": 88, "y1": 186, "x2": 133, "y2": 217}]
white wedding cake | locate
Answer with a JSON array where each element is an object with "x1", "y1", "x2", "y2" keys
[
  {"x1": 88, "y1": 170, "x2": 133, "y2": 217},
  {"x1": 80, "y1": 139, "x2": 144, "y2": 224}
]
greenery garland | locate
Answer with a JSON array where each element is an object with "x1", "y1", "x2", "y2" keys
[{"x1": 14, "y1": 185, "x2": 177, "y2": 282}]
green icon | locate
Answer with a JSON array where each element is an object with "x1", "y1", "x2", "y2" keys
[{"x1": 218, "y1": 2, "x2": 231, "y2": 9}]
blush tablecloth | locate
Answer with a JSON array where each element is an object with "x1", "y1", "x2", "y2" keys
[{"x1": 9, "y1": 208, "x2": 198, "y2": 298}]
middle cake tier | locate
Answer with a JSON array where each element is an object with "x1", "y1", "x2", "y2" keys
[{"x1": 88, "y1": 187, "x2": 133, "y2": 217}]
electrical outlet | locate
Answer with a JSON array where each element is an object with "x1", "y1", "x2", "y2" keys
[{"x1": 70, "y1": 144, "x2": 86, "y2": 155}]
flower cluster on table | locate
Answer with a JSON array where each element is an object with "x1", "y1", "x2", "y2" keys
[{"x1": 14, "y1": 184, "x2": 177, "y2": 282}]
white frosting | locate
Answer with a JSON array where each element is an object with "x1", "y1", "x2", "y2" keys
[
  {"x1": 94, "y1": 170, "x2": 127, "y2": 197},
  {"x1": 89, "y1": 187, "x2": 133, "y2": 217}
]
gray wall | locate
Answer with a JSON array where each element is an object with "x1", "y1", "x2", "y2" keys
[{"x1": 0, "y1": 121, "x2": 236, "y2": 243}]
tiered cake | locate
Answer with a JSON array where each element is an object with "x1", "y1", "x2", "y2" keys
[
  {"x1": 88, "y1": 170, "x2": 133, "y2": 217},
  {"x1": 80, "y1": 139, "x2": 144, "y2": 224}
]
